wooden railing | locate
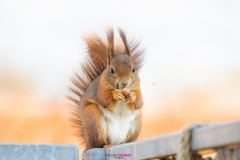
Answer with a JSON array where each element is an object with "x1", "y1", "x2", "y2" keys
[
  {"x1": 1, "y1": 121, "x2": 239, "y2": 160},
  {"x1": 83, "y1": 120, "x2": 240, "y2": 160}
]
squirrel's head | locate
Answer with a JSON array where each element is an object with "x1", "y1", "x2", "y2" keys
[{"x1": 106, "y1": 29, "x2": 137, "y2": 90}]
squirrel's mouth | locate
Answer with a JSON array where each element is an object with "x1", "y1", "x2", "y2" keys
[{"x1": 116, "y1": 82, "x2": 130, "y2": 90}]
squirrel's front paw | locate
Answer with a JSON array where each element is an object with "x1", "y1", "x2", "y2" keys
[
  {"x1": 112, "y1": 89, "x2": 125, "y2": 101},
  {"x1": 125, "y1": 91, "x2": 136, "y2": 104}
]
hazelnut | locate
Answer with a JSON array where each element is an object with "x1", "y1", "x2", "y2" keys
[{"x1": 121, "y1": 88, "x2": 130, "y2": 98}]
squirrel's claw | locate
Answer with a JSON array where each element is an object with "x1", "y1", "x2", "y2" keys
[
  {"x1": 125, "y1": 91, "x2": 136, "y2": 104},
  {"x1": 112, "y1": 89, "x2": 125, "y2": 101}
]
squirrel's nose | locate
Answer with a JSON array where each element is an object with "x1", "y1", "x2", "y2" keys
[
  {"x1": 120, "y1": 82, "x2": 128, "y2": 88},
  {"x1": 116, "y1": 83, "x2": 120, "y2": 89}
]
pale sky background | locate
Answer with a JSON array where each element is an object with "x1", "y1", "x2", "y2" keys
[{"x1": 0, "y1": 0, "x2": 240, "y2": 102}]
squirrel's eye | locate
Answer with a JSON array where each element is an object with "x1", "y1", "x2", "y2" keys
[
  {"x1": 110, "y1": 67, "x2": 115, "y2": 74},
  {"x1": 132, "y1": 68, "x2": 135, "y2": 73}
]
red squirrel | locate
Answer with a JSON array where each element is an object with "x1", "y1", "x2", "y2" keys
[{"x1": 68, "y1": 28, "x2": 144, "y2": 150}]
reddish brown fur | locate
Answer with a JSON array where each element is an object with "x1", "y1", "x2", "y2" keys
[{"x1": 68, "y1": 28, "x2": 144, "y2": 150}]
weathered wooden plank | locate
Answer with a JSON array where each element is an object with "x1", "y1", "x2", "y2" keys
[
  {"x1": 106, "y1": 133, "x2": 180, "y2": 159},
  {"x1": 192, "y1": 121, "x2": 240, "y2": 150},
  {"x1": 0, "y1": 144, "x2": 79, "y2": 160},
  {"x1": 82, "y1": 148, "x2": 105, "y2": 160}
]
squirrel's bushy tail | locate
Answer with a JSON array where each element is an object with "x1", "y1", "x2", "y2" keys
[{"x1": 67, "y1": 28, "x2": 144, "y2": 144}]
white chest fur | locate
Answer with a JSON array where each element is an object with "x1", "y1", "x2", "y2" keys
[{"x1": 100, "y1": 101, "x2": 139, "y2": 145}]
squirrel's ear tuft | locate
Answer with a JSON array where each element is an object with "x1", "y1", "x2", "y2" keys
[
  {"x1": 118, "y1": 28, "x2": 131, "y2": 57},
  {"x1": 107, "y1": 28, "x2": 114, "y2": 65}
]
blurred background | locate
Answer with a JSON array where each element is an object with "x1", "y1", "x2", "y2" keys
[{"x1": 0, "y1": 0, "x2": 240, "y2": 152}]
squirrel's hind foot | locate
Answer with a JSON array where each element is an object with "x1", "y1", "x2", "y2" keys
[{"x1": 103, "y1": 144, "x2": 114, "y2": 148}]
